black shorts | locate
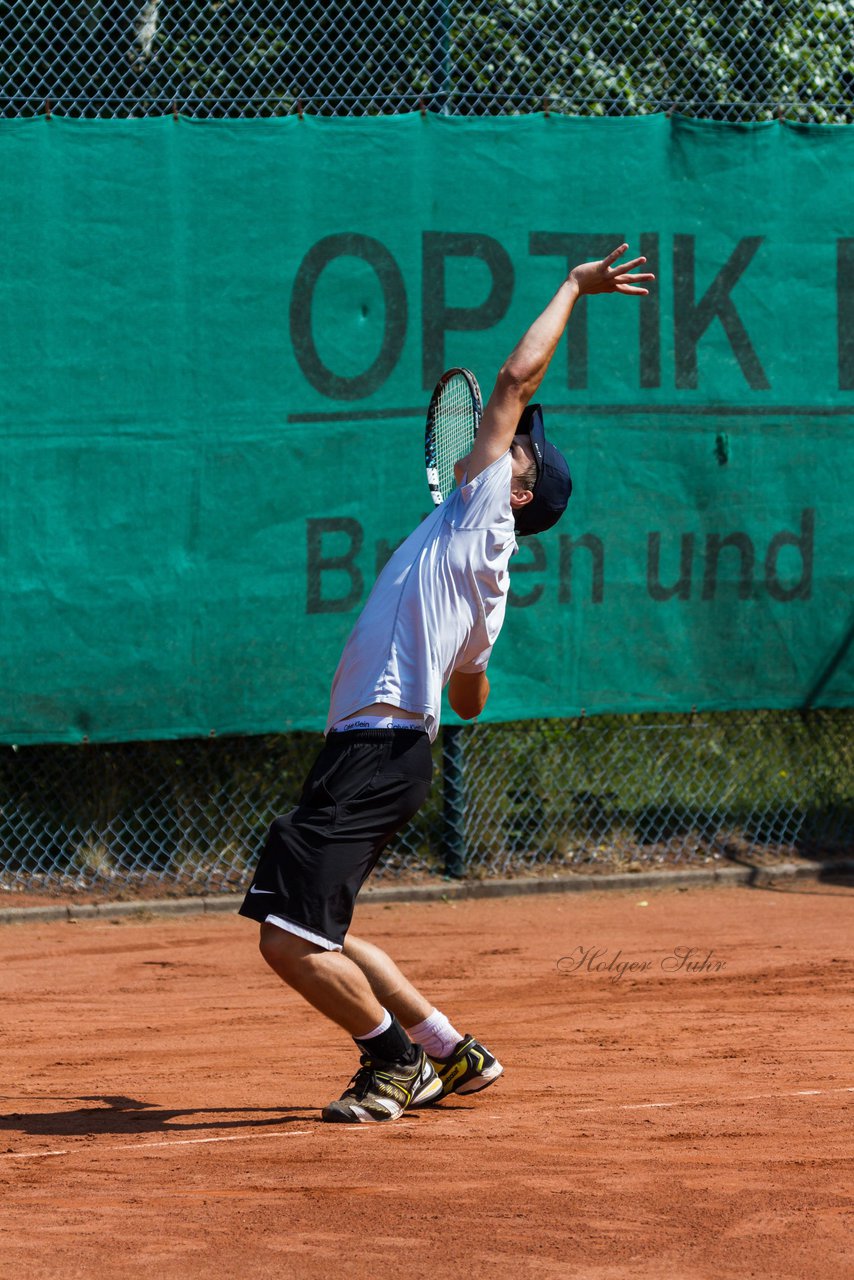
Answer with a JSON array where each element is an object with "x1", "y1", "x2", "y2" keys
[{"x1": 238, "y1": 729, "x2": 432, "y2": 949}]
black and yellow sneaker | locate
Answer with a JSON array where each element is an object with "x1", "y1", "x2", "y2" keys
[
  {"x1": 427, "y1": 1035, "x2": 503, "y2": 1100},
  {"x1": 322, "y1": 1048, "x2": 443, "y2": 1123}
]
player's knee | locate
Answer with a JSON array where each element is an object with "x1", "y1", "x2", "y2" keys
[
  {"x1": 259, "y1": 923, "x2": 323, "y2": 982},
  {"x1": 259, "y1": 923, "x2": 299, "y2": 973}
]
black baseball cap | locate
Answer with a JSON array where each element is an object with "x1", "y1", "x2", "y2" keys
[{"x1": 513, "y1": 404, "x2": 572, "y2": 537}]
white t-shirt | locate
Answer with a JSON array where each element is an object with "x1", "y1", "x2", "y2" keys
[{"x1": 325, "y1": 451, "x2": 516, "y2": 742}]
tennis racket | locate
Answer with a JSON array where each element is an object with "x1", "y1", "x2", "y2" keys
[{"x1": 424, "y1": 367, "x2": 483, "y2": 505}]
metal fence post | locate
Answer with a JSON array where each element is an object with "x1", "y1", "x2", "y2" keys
[
  {"x1": 428, "y1": 0, "x2": 451, "y2": 113},
  {"x1": 441, "y1": 724, "x2": 467, "y2": 877}
]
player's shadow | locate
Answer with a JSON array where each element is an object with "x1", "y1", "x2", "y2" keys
[
  {"x1": 0, "y1": 1095, "x2": 317, "y2": 1137},
  {"x1": 0, "y1": 1093, "x2": 464, "y2": 1137}
]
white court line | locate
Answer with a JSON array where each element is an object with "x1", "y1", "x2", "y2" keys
[
  {"x1": 3, "y1": 1086, "x2": 853, "y2": 1160},
  {"x1": 578, "y1": 1085, "x2": 854, "y2": 1113},
  {"x1": 4, "y1": 1149, "x2": 71, "y2": 1160},
  {"x1": 0, "y1": 1129, "x2": 313, "y2": 1160},
  {"x1": 109, "y1": 1129, "x2": 314, "y2": 1151}
]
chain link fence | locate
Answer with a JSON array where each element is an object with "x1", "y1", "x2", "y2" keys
[
  {"x1": 1, "y1": 711, "x2": 851, "y2": 900},
  {"x1": 1, "y1": 2, "x2": 853, "y2": 121},
  {"x1": 2, "y1": 6, "x2": 852, "y2": 897}
]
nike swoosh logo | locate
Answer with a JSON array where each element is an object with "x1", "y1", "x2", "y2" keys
[{"x1": 249, "y1": 886, "x2": 276, "y2": 895}]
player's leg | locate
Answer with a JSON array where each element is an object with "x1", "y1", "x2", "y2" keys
[
  {"x1": 342, "y1": 933, "x2": 432, "y2": 1026},
  {"x1": 260, "y1": 924, "x2": 386, "y2": 1036},
  {"x1": 241, "y1": 728, "x2": 441, "y2": 1123},
  {"x1": 258, "y1": 922, "x2": 441, "y2": 1120},
  {"x1": 344, "y1": 932, "x2": 504, "y2": 1101}
]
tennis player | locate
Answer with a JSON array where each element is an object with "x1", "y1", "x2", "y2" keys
[{"x1": 240, "y1": 244, "x2": 653, "y2": 1123}]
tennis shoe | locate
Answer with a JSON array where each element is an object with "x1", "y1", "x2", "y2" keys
[
  {"x1": 322, "y1": 1047, "x2": 442, "y2": 1123},
  {"x1": 427, "y1": 1035, "x2": 503, "y2": 1099}
]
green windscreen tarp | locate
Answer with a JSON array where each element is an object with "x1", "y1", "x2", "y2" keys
[{"x1": 0, "y1": 114, "x2": 851, "y2": 743}]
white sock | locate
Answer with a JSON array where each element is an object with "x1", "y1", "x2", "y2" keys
[
  {"x1": 406, "y1": 1008, "x2": 462, "y2": 1059},
  {"x1": 357, "y1": 1009, "x2": 392, "y2": 1040}
]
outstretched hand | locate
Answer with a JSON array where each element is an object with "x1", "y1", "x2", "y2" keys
[{"x1": 570, "y1": 244, "x2": 654, "y2": 296}]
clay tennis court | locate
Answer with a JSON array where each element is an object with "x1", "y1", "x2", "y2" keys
[{"x1": 2, "y1": 877, "x2": 852, "y2": 1279}]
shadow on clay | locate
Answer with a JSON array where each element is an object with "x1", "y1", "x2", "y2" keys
[
  {"x1": 0, "y1": 1093, "x2": 466, "y2": 1137},
  {"x1": 0, "y1": 1095, "x2": 317, "y2": 1137}
]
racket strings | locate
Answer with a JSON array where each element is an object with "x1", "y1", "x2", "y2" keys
[{"x1": 434, "y1": 379, "x2": 476, "y2": 498}]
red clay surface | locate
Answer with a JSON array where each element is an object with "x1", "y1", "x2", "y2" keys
[{"x1": 1, "y1": 879, "x2": 852, "y2": 1280}]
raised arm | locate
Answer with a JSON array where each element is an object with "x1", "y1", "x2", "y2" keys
[{"x1": 463, "y1": 244, "x2": 654, "y2": 483}]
